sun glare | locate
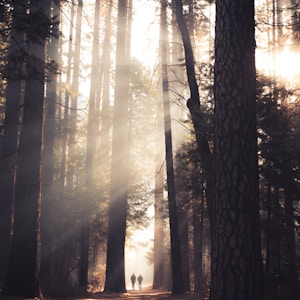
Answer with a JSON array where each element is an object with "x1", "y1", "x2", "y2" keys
[
  {"x1": 257, "y1": 48, "x2": 300, "y2": 80},
  {"x1": 274, "y1": 49, "x2": 300, "y2": 78}
]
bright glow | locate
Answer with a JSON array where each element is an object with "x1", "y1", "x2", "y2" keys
[
  {"x1": 257, "y1": 48, "x2": 300, "y2": 79},
  {"x1": 131, "y1": 0, "x2": 160, "y2": 68},
  {"x1": 273, "y1": 49, "x2": 300, "y2": 78},
  {"x1": 125, "y1": 225, "x2": 154, "y2": 289}
]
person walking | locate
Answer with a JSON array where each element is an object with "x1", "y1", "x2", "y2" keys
[
  {"x1": 137, "y1": 274, "x2": 143, "y2": 290},
  {"x1": 131, "y1": 273, "x2": 136, "y2": 290}
]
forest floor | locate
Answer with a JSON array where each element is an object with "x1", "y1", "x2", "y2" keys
[
  {"x1": 0, "y1": 287, "x2": 207, "y2": 300},
  {"x1": 88, "y1": 288, "x2": 205, "y2": 299}
]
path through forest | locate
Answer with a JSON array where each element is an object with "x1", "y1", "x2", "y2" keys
[
  {"x1": 0, "y1": 288, "x2": 204, "y2": 300},
  {"x1": 88, "y1": 288, "x2": 202, "y2": 299}
]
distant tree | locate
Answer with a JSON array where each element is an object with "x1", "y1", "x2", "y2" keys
[
  {"x1": 0, "y1": 0, "x2": 26, "y2": 288},
  {"x1": 2, "y1": 0, "x2": 51, "y2": 297},
  {"x1": 104, "y1": 0, "x2": 130, "y2": 293},
  {"x1": 175, "y1": 140, "x2": 208, "y2": 297},
  {"x1": 257, "y1": 77, "x2": 300, "y2": 300},
  {"x1": 67, "y1": 0, "x2": 82, "y2": 188},
  {"x1": 99, "y1": 0, "x2": 113, "y2": 148},
  {"x1": 211, "y1": 0, "x2": 264, "y2": 299},
  {"x1": 59, "y1": 0, "x2": 74, "y2": 188}
]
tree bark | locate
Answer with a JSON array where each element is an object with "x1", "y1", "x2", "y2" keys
[{"x1": 211, "y1": 0, "x2": 264, "y2": 299}]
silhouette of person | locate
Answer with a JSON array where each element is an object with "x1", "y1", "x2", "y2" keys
[
  {"x1": 137, "y1": 274, "x2": 143, "y2": 290},
  {"x1": 131, "y1": 273, "x2": 136, "y2": 290}
]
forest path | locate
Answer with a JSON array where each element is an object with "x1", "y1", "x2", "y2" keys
[
  {"x1": 88, "y1": 288, "x2": 202, "y2": 300},
  {"x1": 0, "y1": 288, "x2": 204, "y2": 300}
]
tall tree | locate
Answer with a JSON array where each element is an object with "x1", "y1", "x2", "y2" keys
[
  {"x1": 211, "y1": 0, "x2": 264, "y2": 299},
  {"x1": 153, "y1": 116, "x2": 165, "y2": 289},
  {"x1": 67, "y1": 0, "x2": 82, "y2": 188},
  {"x1": 104, "y1": 0, "x2": 130, "y2": 293},
  {"x1": 160, "y1": 0, "x2": 184, "y2": 295},
  {"x1": 59, "y1": 1, "x2": 74, "y2": 188},
  {"x1": 99, "y1": 0, "x2": 113, "y2": 148},
  {"x1": 173, "y1": 0, "x2": 213, "y2": 219},
  {"x1": 0, "y1": 0, "x2": 26, "y2": 287},
  {"x1": 78, "y1": 0, "x2": 101, "y2": 290},
  {"x1": 40, "y1": 0, "x2": 60, "y2": 288},
  {"x1": 2, "y1": 0, "x2": 51, "y2": 297}
]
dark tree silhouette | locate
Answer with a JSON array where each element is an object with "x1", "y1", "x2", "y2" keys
[
  {"x1": 0, "y1": 0, "x2": 26, "y2": 287},
  {"x1": 211, "y1": 0, "x2": 264, "y2": 299},
  {"x1": 160, "y1": 0, "x2": 184, "y2": 295},
  {"x1": 2, "y1": 0, "x2": 51, "y2": 298}
]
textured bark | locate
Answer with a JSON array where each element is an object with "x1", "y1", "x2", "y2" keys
[
  {"x1": 211, "y1": 1, "x2": 264, "y2": 299},
  {"x1": 104, "y1": 0, "x2": 129, "y2": 293},
  {"x1": 2, "y1": 1, "x2": 51, "y2": 297}
]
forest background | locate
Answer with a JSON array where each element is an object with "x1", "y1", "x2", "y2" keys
[{"x1": 0, "y1": 0, "x2": 299, "y2": 300}]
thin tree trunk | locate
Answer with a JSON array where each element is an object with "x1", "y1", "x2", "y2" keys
[
  {"x1": 281, "y1": 190, "x2": 300, "y2": 299},
  {"x1": 2, "y1": 1, "x2": 51, "y2": 297},
  {"x1": 86, "y1": 0, "x2": 100, "y2": 187},
  {"x1": 99, "y1": 0, "x2": 113, "y2": 149},
  {"x1": 192, "y1": 174, "x2": 205, "y2": 297},
  {"x1": 67, "y1": 0, "x2": 82, "y2": 188},
  {"x1": 172, "y1": 0, "x2": 213, "y2": 219},
  {"x1": 160, "y1": 0, "x2": 184, "y2": 295},
  {"x1": 60, "y1": 2, "x2": 74, "y2": 188},
  {"x1": 153, "y1": 157, "x2": 165, "y2": 289}
]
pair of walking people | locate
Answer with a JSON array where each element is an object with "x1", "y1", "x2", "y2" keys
[{"x1": 131, "y1": 273, "x2": 143, "y2": 290}]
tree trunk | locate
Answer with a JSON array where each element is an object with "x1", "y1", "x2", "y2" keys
[
  {"x1": 153, "y1": 155, "x2": 165, "y2": 289},
  {"x1": 178, "y1": 205, "x2": 190, "y2": 292},
  {"x1": 281, "y1": 191, "x2": 300, "y2": 299},
  {"x1": 99, "y1": 0, "x2": 113, "y2": 149},
  {"x1": 2, "y1": 1, "x2": 51, "y2": 297},
  {"x1": 211, "y1": 0, "x2": 264, "y2": 299},
  {"x1": 173, "y1": 0, "x2": 213, "y2": 219},
  {"x1": 160, "y1": 0, "x2": 184, "y2": 295},
  {"x1": 40, "y1": 0, "x2": 60, "y2": 289},
  {"x1": 192, "y1": 175, "x2": 205, "y2": 297},
  {"x1": 104, "y1": 0, "x2": 129, "y2": 293},
  {"x1": 59, "y1": 1, "x2": 74, "y2": 188},
  {"x1": 0, "y1": 0, "x2": 26, "y2": 287},
  {"x1": 67, "y1": 0, "x2": 82, "y2": 188}
]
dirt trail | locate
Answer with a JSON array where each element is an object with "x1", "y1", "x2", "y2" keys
[
  {"x1": 0, "y1": 288, "x2": 204, "y2": 300},
  {"x1": 88, "y1": 288, "x2": 202, "y2": 299}
]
